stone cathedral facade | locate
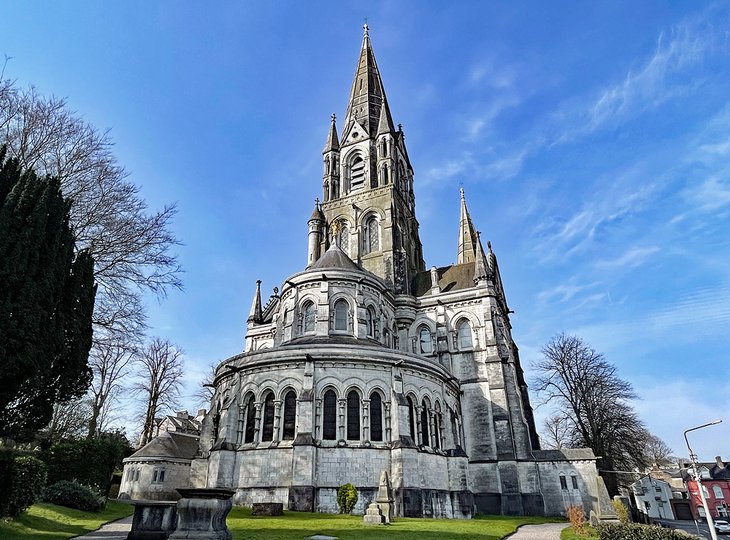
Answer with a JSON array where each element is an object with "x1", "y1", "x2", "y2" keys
[{"x1": 189, "y1": 26, "x2": 601, "y2": 518}]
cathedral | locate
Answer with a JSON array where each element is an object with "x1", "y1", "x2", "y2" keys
[{"x1": 185, "y1": 26, "x2": 602, "y2": 518}]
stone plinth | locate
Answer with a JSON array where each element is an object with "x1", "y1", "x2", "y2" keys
[
  {"x1": 375, "y1": 470, "x2": 395, "y2": 523},
  {"x1": 251, "y1": 502, "x2": 284, "y2": 516},
  {"x1": 127, "y1": 500, "x2": 177, "y2": 540},
  {"x1": 363, "y1": 503, "x2": 385, "y2": 525},
  {"x1": 169, "y1": 488, "x2": 235, "y2": 540}
]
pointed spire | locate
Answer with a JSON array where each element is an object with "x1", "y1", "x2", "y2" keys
[
  {"x1": 247, "y1": 280, "x2": 262, "y2": 324},
  {"x1": 474, "y1": 232, "x2": 489, "y2": 286},
  {"x1": 377, "y1": 95, "x2": 395, "y2": 136},
  {"x1": 343, "y1": 24, "x2": 393, "y2": 137},
  {"x1": 310, "y1": 198, "x2": 324, "y2": 221},
  {"x1": 323, "y1": 113, "x2": 340, "y2": 153},
  {"x1": 457, "y1": 188, "x2": 479, "y2": 264}
]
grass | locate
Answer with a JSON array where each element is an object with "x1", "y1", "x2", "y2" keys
[
  {"x1": 560, "y1": 525, "x2": 599, "y2": 540},
  {"x1": 0, "y1": 502, "x2": 565, "y2": 540},
  {"x1": 227, "y1": 507, "x2": 566, "y2": 539},
  {"x1": 0, "y1": 500, "x2": 133, "y2": 540}
]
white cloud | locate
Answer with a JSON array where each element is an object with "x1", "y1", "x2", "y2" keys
[
  {"x1": 688, "y1": 176, "x2": 730, "y2": 212},
  {"x1": 538, "y1": 281, "x2": 601, "y2": 303},
  {"x1": 595, "y1": 246, "x2": 660, "y2": 269}
]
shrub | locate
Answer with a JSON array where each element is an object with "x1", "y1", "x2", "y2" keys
[
  {"x1": 41, "y1": 435, "x2": 131, "y2": 496},
  {"x1": 0, "y1": 452, "x2": 47, "y2": 518},
  {"x1": 597, "y1": 522, "x2": 699, "y2": 540},
  {"x1": 42, "y1": 480, "x2": 106, "y2": 512},
  {"x1": 567, "y1": 505, "x2": 589, "y2": 536},
  {"x1": 612, "y1": 498, "x2": 630, "y2": 524},
  {"x1": 336, "y1": 483, "x2": 358, "y2": 514}
]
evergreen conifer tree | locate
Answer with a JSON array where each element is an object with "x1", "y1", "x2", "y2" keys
[{"x1": 0, "y1": 146, "x2": 96, "y2": 440}]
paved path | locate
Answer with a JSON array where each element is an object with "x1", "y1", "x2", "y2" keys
[
  {"x1": 71, "y1": 515, "x2": 132, "y2": 539},
  {"x1": 507, "y1": 522, "x2": 569, "y2": 540}
]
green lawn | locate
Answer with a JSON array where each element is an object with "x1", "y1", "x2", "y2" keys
[
  {"x1": 1, "y1": 502, "x2": 564, "y2": 540},
  {"x1": 0, "y1": 501, "x2": 133, "y2": 540},
  {"x1": 560, "y1": 525, "x2": 599, "y2": 540},
  {"x1": 227, "y1": 507, "x2": 565, "y2": 540}
]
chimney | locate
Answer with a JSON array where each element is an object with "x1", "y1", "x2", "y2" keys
[
  {"x1": 176, "y1": 410, "x2": 188, "y2": 418},
  {"x1": 716, "y1": 456, "x2": 725, "y2": 468}
]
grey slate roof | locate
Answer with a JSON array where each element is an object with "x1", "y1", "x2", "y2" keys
[
  {"x1": 533, "y1": 448, "x2": 597, "y2": 461},
  {"x1": 412, "y1": 262, "x2": 476, "y2": 297},
  {"x1": 308, "y1": 244, "x2": 361, "y2": 271},
  {"x1": 128, "y1": 431, "x2": 199, "y2": 461}
]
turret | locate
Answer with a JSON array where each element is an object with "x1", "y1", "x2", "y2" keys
[
  {"x1": 322, "y1": 114, "x2": 340, "y2": 201},
  {"x1": 307, "y1": 199, "x2": 325, "y2": 266},
  {"x1": 376, "y1": 95, "x2": 395, "y2": 186},
  {"x1": 473, "y1": 232, "x2": 489, "y2": 287}
]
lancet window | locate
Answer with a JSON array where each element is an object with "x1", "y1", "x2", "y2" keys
[
  {"x1": 302, "y1": 301, "x2": 315, "y2": 333},
  {"x1": 351, "y1": 156, "x2": 365, "y2": 190},
  {"x1": 282, "y1": 390, "x2": 296, "y2": 440},
  {"x1": 365, "y1": 306, "x2": 376, "y2": 337},
  {"x1": 261, "y1": 392, "x2": 275, "y2": 442},
  {"x1": 418, "y1": 325, "x2": 433, "y2": 354},
  {"x1": 420, "y1": 399, "x2": 430, "y2": 446},
  {"x1": 333, "y1": 299, "x2": 349, "y2": 332},
  {"x1": 323, "y1": 390, "x2": 337, "y2": 440},
  {"x1": 346, "y1": 390, "x2": 360, "y2": 440},
  {"x1": 363, "y1": 216, "x2": 379, "y2": 254},
  {"x1": 456, "y1": 319, "x2": 473, "y2": 349},
  {"x1": 370, "y1": 391, "x2": 383, "y2": 442}
]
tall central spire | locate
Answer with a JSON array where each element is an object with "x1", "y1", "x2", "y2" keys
[{"x1": 343, "y1": 24, "x2": 394, "y2": 137}]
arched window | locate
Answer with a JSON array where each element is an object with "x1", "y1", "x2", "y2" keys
[
  {"x1": 420, "y1": 399, "x2": 430, "y2": 446},
  {"x1": 282, "y1": 390, "x2": 296, "y2": 440},
  {"x1": 382, "y1": 165, "x2": 389, "y2": 185},
  {"x1": 302, "y1": 301, "x2": 315, "y2": 333},
  {"x1": 392, "y1": 323, "x2": 398, "y2": 349},
  {"x1": 351, "y1": 156, "x2": 365, "y2": 189},
  {"x1": 433, "y1": 402, "x2": 442, "y2": 449},
  {"x1": 365, "y1": 306, "x2": 376, "y2": 337},
  {"x1": 383, "y1": 327, "x2": 390, "y2": 347},
  {"x1": 347, "y1": 390, "x2": 360, "y2": 440},
  {"x1": 334, "y1": 299, "x2": 349, "y2": 332},
  {"x1": 261, "y1": 392, "x2": 275, "y2": 442},
  {"x1": 244, "y1": 395, "x2": 256, "y2": 443},
  {"x1": 559, "y1": 474, "x2": 568, "y2": 490},
  {"x1": 457, "y1": 319, "x2": 473, "y2": 349},
  {"x1": 363, "y1": 216, "x2": 379, "y2": 254},
  {"x1": 713, "y1": 485, "x2": 724, "y2": 499},
  {"x1": 407, "y1": 396, "x2": 416, "y2": 440},
  {"x1": 323, "y1": 390, "x2": 337, "y2": 440},
  {"x1": 370, "y1": 392, "x2": 383, "y2": 442},
  {"x1": 418, "y1": 326, "x2": 433, "y2": 354}
]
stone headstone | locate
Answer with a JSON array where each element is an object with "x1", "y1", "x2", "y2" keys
[
  {"x1": 127, "y1": 500, "x2": 177, "y2": 540},
  {"x1": 169, "y1": 488, "x2": 235, "y2": 540},
  {"x1": 251, "y1": 502, "x2": 284, "y2": 516}
]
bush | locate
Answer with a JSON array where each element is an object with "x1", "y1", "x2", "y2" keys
[
  {"x1": 41, "y1": 435, "x2": 131, "y2": 496},
  {"x1": 42, "y1": 480, "x2": 106, "y2": 512},
  {"x1": 336, "y1": 483, "x2": 358, "y2": 514},
  {"x1": 612, "y1": 498, "x2": 630, "y2": 524},
  {"x1": 0, "y1": 451, "x2": 47, "y2": 518},
  {"x1": 567, "y1": 505, "x2": 589, "y2": 536},
  {"x1": 597, "y1": 522, "x2": 699, "y2": 540}
]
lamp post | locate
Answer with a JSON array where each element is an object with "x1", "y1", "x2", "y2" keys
[{"x1": 684, "y1": 420, "x2": 722, "y2": 540}]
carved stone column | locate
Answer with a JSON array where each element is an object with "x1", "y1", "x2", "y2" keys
[
  {"x1": 254, "y1": 402, "x2": 262, "y2": 443},
  {"x1": 362, "y1": 399, "x2": 370, "y2": 442},
  {"x1": 273, "y1": 400, "x2": 282, "y2": 442},
  {"x1": 384, "y1": 402, "x2": 392, "y2": 442},
  {"x1": 338, "y1": 398, "x2": 347, "y2": 441}
]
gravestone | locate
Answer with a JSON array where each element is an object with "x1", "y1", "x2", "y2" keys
[
  {"x1": 169, "y1": 488, "x2": 235, "y2": 540},
  {"x1": 127, "y1": 500, "x2": 177, "y2": 540},
  {"x1": 375, "y1": 470, "x2": 395, "y2": 523}
]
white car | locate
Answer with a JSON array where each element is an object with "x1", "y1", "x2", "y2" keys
[{"x1": 715, "y1": 519, "x2": 730, "y2": 535}]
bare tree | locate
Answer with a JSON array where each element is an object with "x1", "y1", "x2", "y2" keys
[
  {"x1": 191, "y1": 362, "x2": 216, "y2": 411},
  {"x1": 134, "y1": 338, "x2": 184, "y2": 447},
  {"x1": 87, "y1": 337, "x2": 136, "y2": 438},
  {"x1": 533, "y1": 333, "x2": 651, "y2": 496},
  {"x1": 0, "y1": 80, "x2": 182, "y2": 340},
  {"x1": 541, "y1": 413, "x2": 573, "y2": 449},
  {"x1": 643, "y1": 433, "x2": 675, "y2": 467},
  {"x1": 40, "y1": 398, "x2": 92, "y2": 442}
]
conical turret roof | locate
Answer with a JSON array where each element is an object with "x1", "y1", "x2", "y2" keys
[
  {"x1": 457, "y1": 188, "x2": 479, "y2": 264},
  {"x1": 322, "y1": 113, "x2": 340, "y2": 153},
  {"x1": 308, "y1": 243, "x2": 360, "y2": 271}
]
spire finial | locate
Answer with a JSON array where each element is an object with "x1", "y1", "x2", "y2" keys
[
  {"x1": 315, "y1": 197, "x2": 320, "y2": 207},
  {"x1": 331, "y1": 113, "x2": 336, "y2": 124},
  {"x1": 488, "y1": 240, "x2": 493, "y2": 252},
  {"x1": 363, "y1": 18, "x2": 369, "y2": 37},
  {"x1": 460, "y1": 186, "x2": 465, "y2": 200}
]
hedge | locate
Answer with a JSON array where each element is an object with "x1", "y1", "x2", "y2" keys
[
  {"x1": 0, "y1": 450, "x2": 48, "y2": 518},
  {"x1": 42, "y1": 480, "x2": 106, "y2": 512},
  {"x1": 598, "y1": 522, "x2": 700, "y2": 540}
]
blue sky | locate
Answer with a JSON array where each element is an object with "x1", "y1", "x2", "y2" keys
[{"x1": 2, "y1": 1, "x2": 729, "y2": 460}]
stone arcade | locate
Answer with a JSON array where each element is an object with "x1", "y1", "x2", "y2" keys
[{"x1": 189, "y1": 26, "x2": 602, "y2": 518}]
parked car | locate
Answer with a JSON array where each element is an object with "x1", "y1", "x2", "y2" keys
[{"x1": 715, "y1": 519, "x2": 730, "y2": 535}]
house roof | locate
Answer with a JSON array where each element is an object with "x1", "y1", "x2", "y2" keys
[
  {"x1": 128, "y1": 431, "x2": 200, "y2": 461},
  {"x1": 412, "y1": 262, "x2": 475, "y2": 297},
  {"x1": 308, "y1": 243, "x2": 361, "y2": 271}
]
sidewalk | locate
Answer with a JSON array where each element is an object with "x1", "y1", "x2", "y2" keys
[
  {"x1": 507, "y1": 522, "x2": 569, "y2": 540},
  {"x1": 71, "y1": 515, "x2": 132, "y2": 539}
]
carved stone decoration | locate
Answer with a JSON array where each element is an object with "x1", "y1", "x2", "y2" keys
[{"x1": 169, "y1": 488, "x2": 235, "y2": 540}]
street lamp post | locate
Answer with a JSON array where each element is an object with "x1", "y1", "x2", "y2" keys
[{"x1": 684, "y1": 420, "x2": 723, "y2": 540}]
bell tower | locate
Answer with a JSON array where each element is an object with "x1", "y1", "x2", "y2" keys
[{"x1": 316, "y1": 24, "x2": 425, "y2": 293}]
